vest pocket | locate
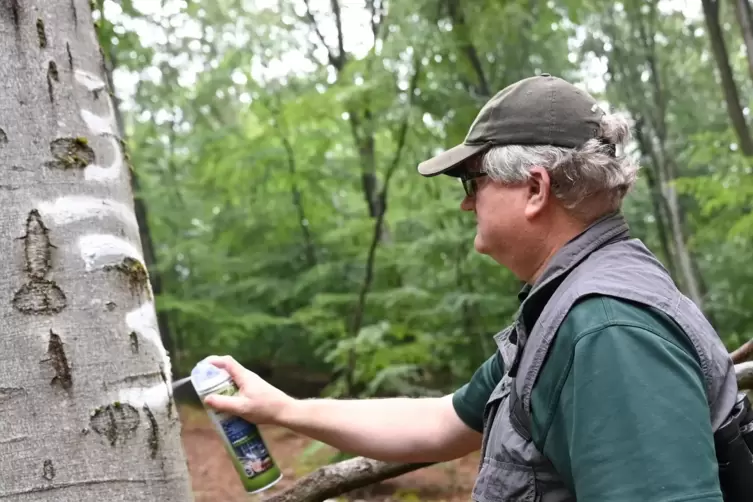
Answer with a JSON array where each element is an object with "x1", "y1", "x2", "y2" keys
[{"x1": 473, "y1": 457, "x2": 538, "y2": 502}]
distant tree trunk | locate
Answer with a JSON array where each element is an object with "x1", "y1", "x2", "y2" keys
[
  {"x1": 701, "y1": 0, "x2": 753, "y2": 156},
  {"x1": 734, "y1": 0, "x2": 753, "y2": 84},
  {"x1": 603, "y1": 4, "x2": 706, "y2": 310},
  {"x1": 0, "y1": 2, "x2": 193, "y2": 500}
]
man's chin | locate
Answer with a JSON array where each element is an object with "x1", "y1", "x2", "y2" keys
[{"x1": 473, "y1": 235, "x2": 489, "y2": 255}]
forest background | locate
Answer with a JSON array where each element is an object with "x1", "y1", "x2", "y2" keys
[{"x1": 93, "y1": 0, "x2": 753, "y2": 499}]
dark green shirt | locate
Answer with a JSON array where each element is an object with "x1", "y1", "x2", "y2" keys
[{"x1": 453, "y1": 295, "x2": 723, "y2": 502}]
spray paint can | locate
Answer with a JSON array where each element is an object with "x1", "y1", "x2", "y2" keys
[{"x1": 191, "y1": 358, "x2": 283, "y2": 494}]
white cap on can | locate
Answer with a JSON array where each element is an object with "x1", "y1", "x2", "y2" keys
[{"x1": 191, "y1": 357, "x2": 231, "y2": 396}]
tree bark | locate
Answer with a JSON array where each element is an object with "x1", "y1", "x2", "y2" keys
[
  {"x1": 0, "y1": 2, "x2": 193, "y2": 500},
  {"x1": 100, "y1": 43, "x2": 178, "y2": 370}
]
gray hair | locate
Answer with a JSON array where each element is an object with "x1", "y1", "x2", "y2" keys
[{"x1": 479, "y1": 112, "x2": 639, "y2": 221}]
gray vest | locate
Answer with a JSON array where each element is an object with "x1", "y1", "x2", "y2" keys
[{"x1": 472, "y1": 213, "x2": 739, "y2": 502}]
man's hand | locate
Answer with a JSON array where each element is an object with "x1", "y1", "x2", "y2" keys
[
  {"x1": 201, "y1": 355, "x2": 294, "y2": 425},
  {"x1": 200, "y1": 354, "x2": 480, "y2": 464}
]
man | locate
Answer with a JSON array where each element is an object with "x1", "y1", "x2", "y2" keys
[{"x1": 204, "y1": 74, "x2": 739, "y2": 501}]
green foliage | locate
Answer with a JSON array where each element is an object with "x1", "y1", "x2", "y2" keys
[{"x1": 99, "y1": 0, "x2": 753, "y2": 406}]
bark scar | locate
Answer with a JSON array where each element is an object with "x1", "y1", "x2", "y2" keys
[
  {"x1": 12, "y1": 210, "x2": 67, "y2": 315},
  {"x1": 66, "y1": 43, "x2": 74, "y2": 69},
  {"x1": 46, "y1": 331, "x2": 72, "y2": 392},
  {"x1": 45, "y1": 137, "x2": 95, "y2": 170},
  {"x1": 7, "y1": 0, "x2": 20, "y2": 28},
  {"x1": 90, "y1": 403, "x2": 140, "y2": 446},
  {"x1": 42, "y1": 459, "x2": 55, "y2": 481},
  {"x1": 143, "y1": 405, "x2": 159, "y2": 459},
  {"x1": 36, "y1": 19, "x2": 46, "y2": 48},
  {"x1": 47, "y1": 61, "x2": 59, "y2": 103}
]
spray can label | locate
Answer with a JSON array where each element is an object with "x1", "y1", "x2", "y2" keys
[{"x1": 202, "y1": 380, "x2": 282, "y2": 494}]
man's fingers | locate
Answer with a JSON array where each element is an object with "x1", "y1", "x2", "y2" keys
[
  {"x1": 203, "y1": 393, "x2": 243, "y2": 414},
  {"x1": 204, "y1": 355, "x2": 248, "y2": 383}
]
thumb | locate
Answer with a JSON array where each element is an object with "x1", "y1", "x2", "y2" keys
[{"x1": 203, "y1": 393, "x2": 244, "y2": 415}]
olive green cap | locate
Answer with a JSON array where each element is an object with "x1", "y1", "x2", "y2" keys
[{"x1": 417, "y1": 74, "x2": 606, "y2": 177}]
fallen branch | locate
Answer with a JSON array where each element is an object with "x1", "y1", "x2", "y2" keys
[
  {"x1": 263, "y1": 458, "x2": 434, "y2": 502},
  {"x1": 737, "y1": 361, "x2": 753, "y2": 391},
  {"x1": 731, "y1": 339, "x2": 753, "y2": 364}
]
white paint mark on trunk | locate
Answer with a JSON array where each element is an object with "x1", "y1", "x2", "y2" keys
[
  {"x1": 81, "y1": 109, "x2": 113, "y2": 135},
  {"x1": 126, "y1": 302, "x2": 172, "y2": 380},
  {"x1": 117, "y1": 384, "x2": 170, "y2": 410},
  {"x1": 75, "y1": 70, "x2": 107, "y2": 92},
  {"x1": 37, "y1": 196, "x2": 138, "y2": 230},
  {"x1": 79, "y1": 234, "x2": 144, "y2": 271},
  {"x1": 74, "y1": 70, "x2": 124, "y2": 182}
]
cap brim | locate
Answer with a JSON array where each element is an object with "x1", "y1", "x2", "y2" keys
[{"x1": 417, "y1": 142, "x2": 492, "y2": 177}]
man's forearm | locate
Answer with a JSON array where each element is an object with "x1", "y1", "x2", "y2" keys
[{"x1": 276, "y1": 394, "x2": 479, "y2": 463}]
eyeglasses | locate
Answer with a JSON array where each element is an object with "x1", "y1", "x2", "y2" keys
[{"x1": 459, "y1": 171, "x2": 488, "y2": 197}]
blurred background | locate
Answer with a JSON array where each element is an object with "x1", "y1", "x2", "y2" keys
[{"x1": 95, "y1": 0, "x2": 753, "y2": 499}]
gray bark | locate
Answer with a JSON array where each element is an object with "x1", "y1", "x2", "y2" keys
[{"x1": 0, "y1": 2, "x2": 193, "y2": 501}]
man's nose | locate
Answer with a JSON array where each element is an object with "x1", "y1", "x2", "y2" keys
[{"x1": 460, "y1": 194, "x2": 474, "y2": 211}]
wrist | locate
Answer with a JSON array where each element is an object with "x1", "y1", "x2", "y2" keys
[{"x1": 273, "y1": 394, "x2": 301, "y2": 426}]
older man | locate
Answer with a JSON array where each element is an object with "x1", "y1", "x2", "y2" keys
[{"x1": 204, "y1": 75, "x2": 739, "y2": 501}]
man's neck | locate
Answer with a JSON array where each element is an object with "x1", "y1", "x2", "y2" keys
[{"x1": 526, "y1": 219, "x2": 588, "y2": 284}]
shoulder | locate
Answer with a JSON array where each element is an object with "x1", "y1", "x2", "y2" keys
[
  {"x1": 530, "y1": 295, "x2": 721, "y2": 500},
  {"x1": 558, "y1": 294, "x2": 696, "y2": 355},
  {"x1": 531, "y1": 294, "x2": 702, "y2": 443}
]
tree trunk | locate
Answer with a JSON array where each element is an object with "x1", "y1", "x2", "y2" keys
[
  {"x1": 701, "y1": 0, "x2": 753, "y2": 156},
  {"x1": 734, "y1": 0, "x2": 753, "y2": 84},
  {"x1": 0, "y1": 2, "x2": 193, "y2": 500}
]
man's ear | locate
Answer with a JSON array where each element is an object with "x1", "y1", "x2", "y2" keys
[{"x1": 524, "y1": 166, "x2": 552, "y2": 219}]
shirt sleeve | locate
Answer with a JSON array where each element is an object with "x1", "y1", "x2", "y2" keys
[
  {"x1": 539, "y1": 324, "x2": 723, "y2": 502},
  {"x1": 451, "y1": 352, "x2": 504, "y2": 433}
]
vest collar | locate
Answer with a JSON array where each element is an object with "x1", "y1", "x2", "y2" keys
[
  {"x1": 527, "y1": 211, "x2": 630, "y2": 298},
  {"x1": 507, "y1": 211, "x2": 631, "y2": 373}
]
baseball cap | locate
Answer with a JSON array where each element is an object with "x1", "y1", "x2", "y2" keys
[{"x1": 417, "y1": 74, "x2": 607, "y2": 177}]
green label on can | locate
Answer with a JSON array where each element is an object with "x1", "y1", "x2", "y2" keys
[{"x1": 204, "y1": 381, "x2": 282, "y2": 493}]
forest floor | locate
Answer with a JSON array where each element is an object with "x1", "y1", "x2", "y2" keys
[{"x1": 178, "y1": 403, "x2": 480, "y2": 502}]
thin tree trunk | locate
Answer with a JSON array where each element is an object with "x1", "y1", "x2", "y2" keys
[
  {"x1": 634, "y1": 119, "x2": 678, "y2": 279},
  {"x1": 0, "y1": 2, "x2": 193, "y2": 500},
  {"x1": 345, "y1": 56, "x2": 423, "y2": 394},
  {"x1": 701, "y1": 0, "x2": 753, "y2": 156},
  {"x1": 613, "y1": 4, "x2": 706, "y2": 309},
  {"x1": 734, "y1": 0, "x2": 753, "y2": 84}
]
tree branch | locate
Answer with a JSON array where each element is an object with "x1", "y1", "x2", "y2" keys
[
  {"x1": 731, "y1": 339, "x2": 753, "y2": 364},
  {"x1": 446, "y1": 0, "x2": 491, "y2": 97},
  {"x1": 264, "y1": 458, "x2": 434, "y2": 502},
  {"x1": 302, "y1": 0, "x2": 342, "y2": 70},
  {"x1": 330, "y1": 0, "x2": 345, "y2": 65},
  {"x1": 737, "y1": 361, "x2": 753, "y2": 390}
]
